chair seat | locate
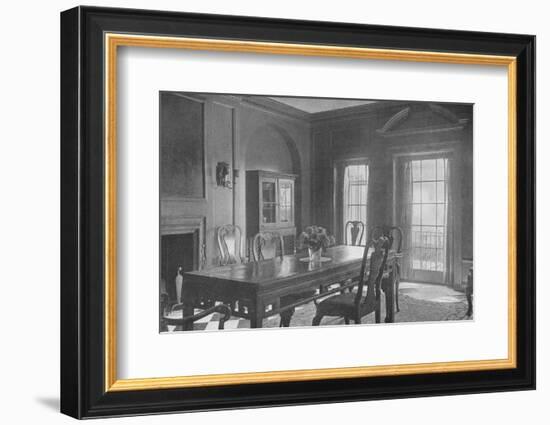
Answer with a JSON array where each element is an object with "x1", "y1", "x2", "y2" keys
[
  {"x1": 316, "y1": 293, "x2": 357, "y2": 317},
  {"x1": 316, "y1": 291, "x2": 377, "y2": 319}
]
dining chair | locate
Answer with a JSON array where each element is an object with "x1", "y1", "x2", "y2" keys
[
  {"x1": 312, "y1": 236, "x2": 390, "y2": 326},
  {"x1": 217, "y1": 224, "x2": 243, "y2": 265},
  {"x1": 251, "y1": 230, "x2": 316, "y2": 327},
  {"x1": 369, "y1": 225, "x2": 403, "y2": 311},
  {"x1": 370, "y1": 225, "x2": 403, "y2": 253},
  {"x1": 345, "y1": 220, "x2": 365, "y2": 246},
  {"x1": 252, "y1": 231, "x2": 285, "y2": 262},
  {"x1": 159, "y1": 294, "x2": 232, "y2": 331}
]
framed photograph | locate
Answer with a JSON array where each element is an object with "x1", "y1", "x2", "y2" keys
[{"x1": 60, "y1": 6, "x2": 535, "y2": 419}]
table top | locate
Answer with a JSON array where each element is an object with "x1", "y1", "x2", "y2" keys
[{"x1": 184, "y1": 245, "x2": 367, "y2": 285}]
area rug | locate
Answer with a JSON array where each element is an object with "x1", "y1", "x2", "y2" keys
[{"x1": 167, "y1": 288, "x2": 471, "y2": 332}]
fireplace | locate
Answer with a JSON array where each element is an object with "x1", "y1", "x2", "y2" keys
[{"x1": 160, "y1": 216, "x2": 205, "y2": 301}]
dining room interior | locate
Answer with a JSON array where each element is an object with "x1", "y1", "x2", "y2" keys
[{"x1": 158, "y1": 92, "x2": 474, "y2": 333}]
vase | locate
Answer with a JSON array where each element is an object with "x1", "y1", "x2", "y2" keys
[
  {"x1": 175, "y1": 267, "x2": 183, "y2": 303},
  {"x1": 308, "y1": 247, "x2": 322, "y2": 262}
]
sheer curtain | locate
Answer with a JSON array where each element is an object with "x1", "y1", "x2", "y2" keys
[
  {"x1": 400, "y1": 161, "x2": 413, "y2": 279},
  {"x1": 444, "y1": 157, "x2": 454, "y2": 285}
]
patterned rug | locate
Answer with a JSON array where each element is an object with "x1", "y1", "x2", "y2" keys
[{"x1": 164, "y1": 284, "x2": 471, "y2": 332}]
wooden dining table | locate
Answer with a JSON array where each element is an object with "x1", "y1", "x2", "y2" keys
[{"x1": 181, "y1": 245, "x2": 398, "y2": 330}]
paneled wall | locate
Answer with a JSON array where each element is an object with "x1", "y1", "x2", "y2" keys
[
  {"x1": 160, "y1": 93, "x2": 311, "y2": 266},
  {"x1": 311, "y1": 102, "x2": 473, "y2": 287}
]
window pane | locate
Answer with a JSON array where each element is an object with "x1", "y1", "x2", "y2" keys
[
  {"x1": 411, "y1": 225, "x2": 421, "y2": 246},
  {"x1": 417, "y1": 228, "x2": 428, "y2": 248},
  {"x1": 422, "y1": 159, "x2": 436, "y2": 180},
  {"x1": 421, "y1": 182, "x2": 436, "y2": 203},
  {"x1": 412, "y1": 246, "x2": 422, "y2": 269},
  {"x1": 350, "y1": 184, "x2": 362, "y2": 202},
  {"x1": 421, "y1": 204, "x2": 437, "y2": 225},
  {"x1": 428, "y1": 252, "x2": 437, "y2": 270},
  {"x1": 413, "y1": 182, "x2": 422, "y2": 203},
  {"x1": 412, "y1": 205, "x2": 421, "y2": 225},
  {"x1": 437, "y1": 181, "x2": 445, "y2": 203},
  {"x1": 421, "y1": 227, "x2": 437, "y2": 248}
]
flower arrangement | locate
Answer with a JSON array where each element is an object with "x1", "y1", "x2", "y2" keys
[{"x1": 297, "y1": 225, "x2": 336, "y2": 253}]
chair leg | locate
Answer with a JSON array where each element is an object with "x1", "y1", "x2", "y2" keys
[
  {"x1": 395, "y1": 265, "x2": 400, "y2": 312},
  {"x1": 280, "y1": 307, "x2": 295, "y2": 327},
  {"x1": 312, "y1": 313, "x2": 323, "y2": 326}
]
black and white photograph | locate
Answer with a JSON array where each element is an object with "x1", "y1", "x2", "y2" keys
[{"x1": 159, "y1": 93, "x2": 474, "y2": 332}]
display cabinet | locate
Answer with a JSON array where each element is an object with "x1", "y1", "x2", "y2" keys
[{"x1": 246, "y1": 170, "x2": 297, "y2": 254}]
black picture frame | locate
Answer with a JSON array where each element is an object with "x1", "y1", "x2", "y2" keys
[{"x1": 60, "y1": 5, "x2": 535, "y2": 419}]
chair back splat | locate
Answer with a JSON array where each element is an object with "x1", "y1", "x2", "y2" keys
[
  {"x1": 369, "y1": 225, "x2": 403, "y2": 254},
  {"x1": 252, "y1": 231, "x2": 284, "y2": 262},
  {"x1": 217, "y1": 224, "x2": 243, "y2": 265},
  {"x1": 354, "y1": 236, "x2": 390, "y2": 309},
  {"x1": 345, "y1": 220, "x2": 365, "y2": 246}
]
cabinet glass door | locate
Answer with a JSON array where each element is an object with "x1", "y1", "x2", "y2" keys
[
  {"x1": 278, "y1": 179, "x2": 294, "y2": 224},
  {"x1": 261, "y1": 180, "x2": 277, "y2": 224}
]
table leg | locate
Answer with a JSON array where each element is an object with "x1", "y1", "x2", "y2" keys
[
  {"x1": 279, "y1": 307, "x2": 295, "y2": 327},
  {"x1": 181, "y1": 284, "x2": 195, "y2": 331},
  {"x1": 181, "y1": 299, "x2": 194, "y2": 331},
  {"x1": 250, "y1": 299, "x2": 264, "y2": 328}
]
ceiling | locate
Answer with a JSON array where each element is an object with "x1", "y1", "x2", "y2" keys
[{"x1": 268, "y1": 97, "x2": 377, "y2": 114}]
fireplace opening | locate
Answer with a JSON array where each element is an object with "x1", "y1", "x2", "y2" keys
[{"x1": 160, "y1": 232, "x2": 197, "y2": 302}]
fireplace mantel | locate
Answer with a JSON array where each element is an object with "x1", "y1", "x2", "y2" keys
[{"x1": 161, "y1": 216, "x2": 206, "y2": 269}]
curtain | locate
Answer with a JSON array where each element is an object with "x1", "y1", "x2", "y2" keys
[
  {"x1": 400, "y1": 161, "x2": 413, "y2": 279},
  {"x1": 444, "y1": 157, "x2": 454, "y2": 285},
  {"x1": 343, "y1": 165, "x2": 350, "y2": 227}
]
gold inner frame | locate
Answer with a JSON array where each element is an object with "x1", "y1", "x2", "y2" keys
[{"x1": 104, "y1": 33, "x2": 517, "y2": 392}]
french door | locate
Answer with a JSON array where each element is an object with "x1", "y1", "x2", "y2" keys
[{"x1": 401, "y1": 156, "x2": 450, "y2": 284}]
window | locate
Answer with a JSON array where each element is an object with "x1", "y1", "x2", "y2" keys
[
  {"x1": 409, "y1": 158, "x2": 448, "y2": 272},
  {"x1": 343, "y1": 164, "x2": 369, "y2": 245}
]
